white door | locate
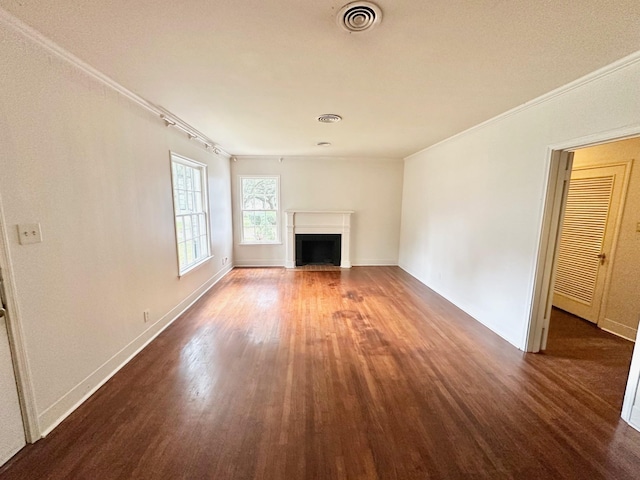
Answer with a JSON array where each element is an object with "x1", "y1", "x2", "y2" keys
[
  {"x1": 553, "y1": 163, "x2": 628, "y2": 323},
  {"x1": 0, "y1": 268, "x2": 26, "y2": 466}
]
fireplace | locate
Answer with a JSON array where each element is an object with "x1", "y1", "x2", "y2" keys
[
  {"x1": 285, "y1": 211, "x2": 353, "y2": 268},
  {"x1": 296, "y1": 234, "x2": 341, "y2": 266}
]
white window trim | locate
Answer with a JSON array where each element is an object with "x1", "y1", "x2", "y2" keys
[
  {"x1": 170, "y1": 152, "x2": 213, "y2": 276},
  {"x1": 239, "y1": 175, "x2": 281, "y2": 245}
]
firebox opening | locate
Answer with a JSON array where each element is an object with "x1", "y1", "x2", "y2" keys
[{"x1": 295, "y1": 234, "x2": 341, "y2": 267}]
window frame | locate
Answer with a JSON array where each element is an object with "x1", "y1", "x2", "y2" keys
[
  {"x1": 239, "y1": 175, "x2": 281, "y2": 245},
  {"x1": 170, "y1": 152, "x2": 212, "y2": 276}
]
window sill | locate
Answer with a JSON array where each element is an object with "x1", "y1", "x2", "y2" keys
[{"x1": 178, "y1": 255, "x2": 213, "y2": 277}]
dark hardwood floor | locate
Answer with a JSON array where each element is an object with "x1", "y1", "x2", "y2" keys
[{"x1": 1, "y1": 267, "x2": 639, "y2": 479}]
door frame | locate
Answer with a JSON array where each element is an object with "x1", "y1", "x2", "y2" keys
[
  {"x1": 525, "y1": 125, "x2": 640, "y2": 426},
  {"x1": 553, "y1": 160, "x2": 633, "y2": 327},
  {"x1": 0, "y1": 191, "x2": 39, "y2": 442}
]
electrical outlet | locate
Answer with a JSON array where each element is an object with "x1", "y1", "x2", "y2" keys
[
  {"x1": 143, "y1": 310, "x2": 150, "y2": 323},
  {"x1": 17, "y1": 223, "x2": 43, "y2": 245},
  {"x1": 222, "y1": 257, "x2": 228, "y2": 265}
]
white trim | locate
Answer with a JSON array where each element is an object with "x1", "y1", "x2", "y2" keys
[
  {"x1": 599, "y1": 318, "x2": 637, "y2": 343},
  {"x1": 352, "y1": 261, "x2": 398, "y2": 266},
  {"x1": 525, "y1": 150, "x2": 572, "y2": 352},
  {"x1": 630, "y1": 405, "x2": 640, "y2": 432},
  {"x1": 170, "y1": 152, "x2": 212, "y2": 276},
  {"x1": 0, "y1": 190, "x2": 40, "y2": 441},
  {"x1": 234, "y1": 260, "x2": 285, "y2": 268},
  {"x1": 398, "y1": 264, "x2": 517, "y2": 347},
  {"x1": 0, "y1": 7, "x2": 230, "y2": 159},
  {"x1": 232, "y1": 260, "x2": 398, "y2": 268},
  {"x1": 526, "y1": 125, "x2": 640, "y2": 352},
  {"x1": 285, "y1": 211, "x2": 354, "y2": 269},
  {"x1": 38, "y1": 264, "x2": 233, "y2": 436},
  {"x1": 623, "y1": 326, "x2": 640, "y2": 427},
  {"x1": 405, "y1": 51, "x2": 640, "y2": 161},
  {"x1": 523, "y1": 125, "x2": 640, "y2": 428}
]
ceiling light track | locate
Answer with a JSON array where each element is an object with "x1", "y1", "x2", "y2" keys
[{"x1": 160, "y1": 114, "x2": 223, "y2": 154}]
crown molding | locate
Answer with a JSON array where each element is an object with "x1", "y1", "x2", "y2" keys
[
  {"x1": 405, "y1": 49, "x2": 640, "y2": 161},
  {"x1": 0, "y1": 7, "x2": 230, "y2": 159}
]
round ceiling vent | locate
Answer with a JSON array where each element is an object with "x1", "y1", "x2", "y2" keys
[
  {"x1": 337, "y1": 2, "x2": 382, "y2": 33},
  {"x1": 317, "y1": 114, "x2": 343, "y2": 123}
]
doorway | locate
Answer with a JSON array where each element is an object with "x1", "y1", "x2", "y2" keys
[
  {"x1": 0, "y1": 256, "x2": 26, "y2": 466},
  {"x1": 528, "y1": 134, "x2": 640, "y2": 428},
  {"x1": 0, "y1": 193, "x2": 39, "y2": 468}
]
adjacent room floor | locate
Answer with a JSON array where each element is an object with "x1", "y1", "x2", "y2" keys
[
  {"x1": 545, "y1": 307, "x2": 635, "y2": 410},
  {"x1": 1, "y1": 267, "x2": 639, "y2": 479}
]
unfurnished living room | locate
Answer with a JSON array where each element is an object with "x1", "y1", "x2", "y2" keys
[{"x1": 1, "y1": 1, "x2": 640, "y2": 479}]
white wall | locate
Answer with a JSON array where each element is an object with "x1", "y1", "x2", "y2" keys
[
  {"x1": 0, "y1": 21, "x2": 233, "y2": 434},
  {"x1": 231, "y1": 157, "x2": 403, "y2": 267},
  {"x1": 399, "y1": 53, "x2": 640, "y2": 349}
]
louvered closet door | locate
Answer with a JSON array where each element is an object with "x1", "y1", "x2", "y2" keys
[{"x1": 553, "y1": 164, "x2": 626, "y2": 323}]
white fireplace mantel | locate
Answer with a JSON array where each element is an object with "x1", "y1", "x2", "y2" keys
[{"x1": 285, "y1": 210, "x2": 354, "y2": 268}]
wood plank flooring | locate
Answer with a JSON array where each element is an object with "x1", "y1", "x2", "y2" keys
[{"x1": 1, "y1": 267, "x2": 639, "y2": 479}]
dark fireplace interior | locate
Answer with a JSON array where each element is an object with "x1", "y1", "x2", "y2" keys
[{"x1": 296, "y1": 234, "x2": 341, "y2": 266}]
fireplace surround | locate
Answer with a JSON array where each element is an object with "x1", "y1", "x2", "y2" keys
[{"x1": 285, "y1": 211, "x2": 353, "y2": 268}]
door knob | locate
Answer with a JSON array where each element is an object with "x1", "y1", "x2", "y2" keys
[{"x1": 597, "y1": 252, "x2": 606, "y2": 265}]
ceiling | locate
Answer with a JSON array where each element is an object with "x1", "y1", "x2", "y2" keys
[{"x1": 2, "y1": 1, "x2": 640, "y2": 158}]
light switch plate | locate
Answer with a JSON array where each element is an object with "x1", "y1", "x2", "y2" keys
[{"x1": 17, "y1": 223, "x2": 42, "y2": 245}]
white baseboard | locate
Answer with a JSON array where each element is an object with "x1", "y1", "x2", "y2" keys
[
  {"x1": 234, "y1": 259, "x2": 284, "y2": 267},
  {"x1": 599, "y1": 318, "x2": 637, "y2": 342},
  {"x1": 37, "y1": 264, "x2": 233, "y2": 437},
  {"x1": 352, "y1": 260, "x2": 398, "y2": 266},
  {"x1": 397, "y1": 263, "x2": 521, "y2": 349},
  {"x1": 235, "y1": 259, "x2": 398, "y2": 268}
]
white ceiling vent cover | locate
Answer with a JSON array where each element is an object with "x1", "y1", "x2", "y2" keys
[
  {"x1": 337, "y1": 2, "x2": 382, "y2": 33},
  {"x1": 317, "y1": 114, "x2": 342, "y2": 123}
]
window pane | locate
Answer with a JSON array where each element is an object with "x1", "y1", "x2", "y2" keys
[
  {"x1": 194, "y1": 169, "x2": 201, "y2": 191},
  {"x1": 266, "y1": 211, "x2": 276, "y2": 225},
  {"x1": 176, "y1": 217, "x2": 184, "y2": 243},
  {"x1": 243, "y1": 226, "x2": 255, "y2": 241},
  {"x1": 264, "y1": 226, "x2": 276, "y2": 241},
  {"x1": 187, "y1": 191, "x2": 194, "y2": 212},
  {"x1": 192, "y1": 238, "x2": 199, "y2": 260},
  {"x1": 178, "y1": 191, "x2": 187, "y2": 214},
  {"x1": 177, "y1": 164, "x2": 185, "y2": 189},
  {"x1": 185, "y1": 167, "x2": 193, "y2": 191},
  {"x1": 192, "y1": 214, "x2": 200, "y2": 239},
  {"x1": 195, "y1": 191, "x2": 203, "y2": 212},
  {"x1": 184, "y1": 216, "x2": 192, "y2": 240}
]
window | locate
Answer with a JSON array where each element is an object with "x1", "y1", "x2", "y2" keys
[
  {"x1": 170, "y1": 153, "x2": 211, "y2": 275},
  {"x1": 240, "y1": 176, "x2": 280, "y2": 243}
]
